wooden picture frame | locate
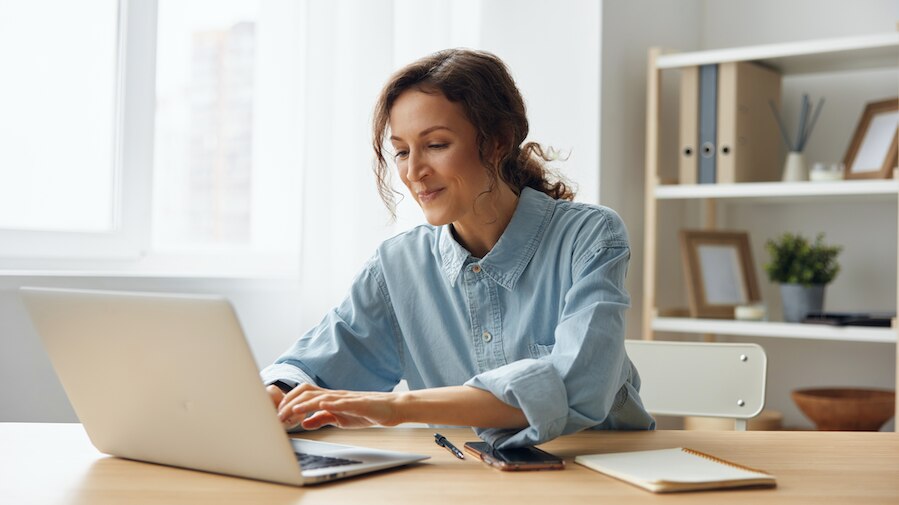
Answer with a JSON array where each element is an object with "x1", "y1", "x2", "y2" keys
[
  {"x1": 843, "y1": 97, "x2": 899, "y2": 180},
  {"x1": 679, "y1": 230, "x2": 761, "y2": 319}
]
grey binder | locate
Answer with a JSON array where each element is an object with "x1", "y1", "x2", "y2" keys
[{"x1": 698, "y1": 64, "x2": 718, "y2": 184}]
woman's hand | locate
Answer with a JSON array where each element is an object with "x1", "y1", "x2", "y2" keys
[{"x1": 277, "y1": 383, "x2": 403, "y2": 430}]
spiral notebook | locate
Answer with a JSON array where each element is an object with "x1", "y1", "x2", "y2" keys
[{"x1": 575, "y1": 447, "x2": 776, "y2": 493}]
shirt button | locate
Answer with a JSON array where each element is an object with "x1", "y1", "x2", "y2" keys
[
  {"x1": 471, "y1": 265, "x2": 481, "y2": 273},
  {"x1": 482, "y1": 331, "x2": 492, "y2": 342}
]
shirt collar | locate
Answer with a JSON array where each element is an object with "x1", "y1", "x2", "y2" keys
[{"x1": 438, "y1": 187, "x2": 554, "y2": 290}]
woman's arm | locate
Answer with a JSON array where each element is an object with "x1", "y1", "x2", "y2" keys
[
  {"x1": 275, "y1": 383, "x2": 528, "y2": 430},
  {"x1": 261, "y1": 255, "x2": 406, "y2": 396}
]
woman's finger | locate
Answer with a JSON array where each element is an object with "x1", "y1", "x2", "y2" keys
[
  {"x1": 278, "y1": 382, "x2": 322, "y2": 410},
  {"x1": 291, "y1": 392, "x2": 344, "y2": 418},
  {"x1": 265, "y1": 385, "x2": 285, "y2": 408},
  {"x1": 283, "y1": 391, "x2": 352, "y2": 425},
  {"x1": 301, "y1": 410, "x2": 338, "y2": 430},
  {"x1": 279, "y1": 387, "x2": 331, "y2": 421}
]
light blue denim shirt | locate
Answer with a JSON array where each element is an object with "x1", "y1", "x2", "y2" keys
[{"x1": 261, "y1": 187, "x2": 655, "y2": 447}]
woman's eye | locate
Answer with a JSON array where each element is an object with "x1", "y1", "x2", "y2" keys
[
  {"x1": 428, "y1": 143, "x2": 448, "y2": 150},
  {"x1": 393, "y1": 150, "x2": 409, "y2": 160}
]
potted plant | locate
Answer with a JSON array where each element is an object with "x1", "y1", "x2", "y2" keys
[{"x1": 764, "y1": 232, "x2": 841, "y2": 323}]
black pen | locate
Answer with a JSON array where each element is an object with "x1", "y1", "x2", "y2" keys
[{"x1": 434, "y1": 432, "x2": 464, "y2": 459}]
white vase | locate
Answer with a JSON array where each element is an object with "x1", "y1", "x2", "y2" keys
[{"x1": 782, "y1": 151, "x2": 808, "y2": 182}]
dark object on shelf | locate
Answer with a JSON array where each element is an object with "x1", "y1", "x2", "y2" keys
[{"x1": 802, "y1": 312, "x2": 894, "y2": 327}]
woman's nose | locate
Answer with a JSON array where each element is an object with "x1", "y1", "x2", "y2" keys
[{"x1": 406, "y1": 150, "x2": 428, "y2": 181}]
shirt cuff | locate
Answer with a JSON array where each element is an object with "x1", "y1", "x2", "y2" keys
[
  {"x1": 260, "y1": 362, "x2": 317, "y2": 388},
  {"x1": 464, "y1": 359, "x2": 568, "y2": 448}
]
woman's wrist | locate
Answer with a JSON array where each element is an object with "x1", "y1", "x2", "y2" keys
[{"x1": 391, "y1": 390, "x2": 419, "y2": 425}]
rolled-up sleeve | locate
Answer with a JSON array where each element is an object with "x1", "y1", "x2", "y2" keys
[
  {"x1": 465, "y1": 358, "x2": 570, "y2": 447},
  {"x1": 465, "y1": 240, "x2": 640, "y2": 448},
  {"x1": 260, "y1": 256, "x2": 405, "y2": 393}
]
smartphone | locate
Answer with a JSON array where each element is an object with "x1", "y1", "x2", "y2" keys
[{"x1": 463, "y1": 441, "x2": 564, "y2": 471}]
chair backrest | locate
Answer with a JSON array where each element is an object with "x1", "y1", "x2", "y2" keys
[{"x1": 624, "y1": 340, "x2": 767, "y2": 430}]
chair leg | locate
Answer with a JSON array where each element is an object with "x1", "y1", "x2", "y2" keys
[{"x1": 734, "y1": 419, "x2": 747, "y2": 431}]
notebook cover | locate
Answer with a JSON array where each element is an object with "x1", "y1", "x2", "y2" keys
[{"x1": 575, "y1": 447, "x2": 776, "y2": 493}]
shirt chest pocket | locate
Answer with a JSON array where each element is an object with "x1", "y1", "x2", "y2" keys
[{"x1": 528, "y1": 342, "x2": 555, "y2": 359}]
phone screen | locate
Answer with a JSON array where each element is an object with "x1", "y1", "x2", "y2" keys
[{"x1": 463, "y1": 441, "x2": 564, "y2": 471}]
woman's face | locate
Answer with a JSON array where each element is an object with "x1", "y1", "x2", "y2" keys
[{"x1": 389, "y1": 89, "x2": 493, "y2": 227}]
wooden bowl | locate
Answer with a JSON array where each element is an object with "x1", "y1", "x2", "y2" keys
[{"x1": 792, "y1": 388, "x2": 895, "y2": 431}]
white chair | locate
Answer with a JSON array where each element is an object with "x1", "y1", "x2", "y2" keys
[{"x1": 624, "y1": 340, "x2": 767, "y2": 431}]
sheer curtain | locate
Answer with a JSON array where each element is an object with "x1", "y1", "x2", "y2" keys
[
  {"x1": 295, "y1": 0, "x2": 483, "y2": 324},
  {"x1": 293, "y1": 0, "x2": 600, "y2": 329}
]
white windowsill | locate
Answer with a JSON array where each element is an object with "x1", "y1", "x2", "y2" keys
[{"x1": 0, "y1": 252, "x2": 300, "y2": 281}]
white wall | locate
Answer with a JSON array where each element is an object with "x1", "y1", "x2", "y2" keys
[
  {"x1": 479, "y1": 0, "x2": 601, "y2": 205},
  {"x1": 601, "y1": 0, "x2": 898, "y2": 430}
]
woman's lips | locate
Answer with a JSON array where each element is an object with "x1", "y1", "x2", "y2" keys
[{"x1": 417, "y1": 188, "x2": 444, "y2": 203}]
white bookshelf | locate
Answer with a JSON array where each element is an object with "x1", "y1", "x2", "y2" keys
[
  {"x1": 653, "y1": 317, "x2": 896, "y2": 344},
  {"x1": 655, "y1": 179, "x2": 899, "y2": 202},
  {"x1": 642, "y1": 33, "x2": 899, "y2": 427},
  {"x1": 656, "y1": 32, "x2": 899, "y2": 75}
]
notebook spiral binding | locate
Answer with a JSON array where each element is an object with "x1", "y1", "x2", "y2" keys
[{"x1": 681, "y1": 448, "x2": 771, "y2": 475}]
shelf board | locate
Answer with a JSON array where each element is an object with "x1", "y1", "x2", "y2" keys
[
  {"x1": 653, "y1": 317, "x2": 896, "y2": 344},
  {"x1": 656, "y1": 32, "x2": 899, "y2": 75},
  {"x1": 655, "y1": 179, "x2": 899, "y2": 202}
]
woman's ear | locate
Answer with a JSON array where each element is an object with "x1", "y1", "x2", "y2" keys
[{"x1": 488, "y1": 136, "x2": 512, "y2": 168}]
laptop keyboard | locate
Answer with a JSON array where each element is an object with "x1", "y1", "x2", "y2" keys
[{"x1": 295, "y1": 451, "x2": 363, "y2": 471}]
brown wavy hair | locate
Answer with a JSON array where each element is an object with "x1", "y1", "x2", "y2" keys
[{"x1": 372, "y1": 48, "x2": 575, "y2": 218}]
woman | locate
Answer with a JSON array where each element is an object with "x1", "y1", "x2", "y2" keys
[{"x1": 262, "y1": 48, "x2": 654, "y2": 448}]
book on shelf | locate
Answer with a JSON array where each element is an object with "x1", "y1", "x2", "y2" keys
[
  {"x1": 679, "y1": 61, "x2": 782, "y2": 185},
  {"x1": 717, "y1": 61, "x2": 782, "y2": 183},
  {"x1": 575, "y1": 447, "x2": 776, "y2": 493},
  {"x1": 678, "y1": 66, "x2": 699, "y2": 185},
  {"x1": 698, "y1": 64, "x2": 718, "y2": 184}
]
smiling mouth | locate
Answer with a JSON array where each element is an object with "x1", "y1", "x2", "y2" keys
[{"x1": 417, "y1": 188, "x2": 444, "y2": 203}]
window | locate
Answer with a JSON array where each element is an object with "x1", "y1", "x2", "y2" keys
[
  {"x1": 156, "y1": 1, "x2": 259, "y2": 249},
  {"x1": 0, "y1": 0, "x2": 119, "y2": 234},
  {"x1": 0, "y1": 0, "x2": 303, "y2": 274},
  {"x1": 151, "y1": 0, "x2": 304, "y2": 272}
]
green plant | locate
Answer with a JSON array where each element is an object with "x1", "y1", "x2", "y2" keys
[{"x1": 764, "y1": 232, "x2": 841, "y2": 285}]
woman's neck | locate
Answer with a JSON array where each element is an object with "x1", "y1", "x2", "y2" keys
[{"x1": 451, "y1": 185, "x2": 520, "y2": 258}]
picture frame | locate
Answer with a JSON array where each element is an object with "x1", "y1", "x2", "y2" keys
[
  {"x1": 679, "y1": 230, "x2": 761, "y2": 319},
  {"x1": 843, "y1": 97, "x2": 899, "y2": 180}
]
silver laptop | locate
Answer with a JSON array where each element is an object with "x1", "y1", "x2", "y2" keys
[{"x1": 20, "y1": 287, "x2": 428, "y2": 486}]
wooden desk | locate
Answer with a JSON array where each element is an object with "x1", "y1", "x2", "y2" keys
[{"x1": 2, "y1": 423, "x2": 898, "y2": 504}]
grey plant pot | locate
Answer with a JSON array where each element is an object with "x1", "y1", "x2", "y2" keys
[{"x1": 780, "y1": 283, "x2": 825, "y2": 323}]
